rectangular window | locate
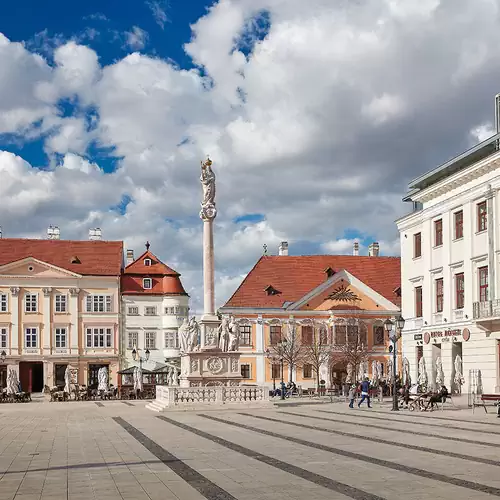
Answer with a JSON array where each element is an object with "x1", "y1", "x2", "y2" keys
[
  {"x1": 0, "y1": 327, "x2": 7, "y2": 348},
  {"x1": 334, "y1": 324, "x2": 346, "y2": 344},
  {"x1": 301, "y1": 325, "x2": 313, "y2": 345},
  {"x1": 455, "y1": 273, "x2": 464, "y2": 309},
  {"x1": 303, "y1": 364, "x2": 312, "y2": 378},
  {"x1": 25, "y1": 294, "x2": 38, "y2": 313},
  {"x1": 128, "y1": 332, "x2": 138, "y2": 349},
  {"x1": 86, "y1": 295, "x2": 112, "y2": 313},
  {"x1": 373, "y1": 325, "x2": 385, "y2": 345},
  {"x1": 174, "y1": 306, "x2": 180, "y2": 315},
  {"x1": 0, "y1": 294, "x2": 7, "y2": 312},
  {"x1": 413, "y1": 232, "x2": 422, "y2": 258},
  {"x1": 479, "y1": 266, "x2": 488, "y2": 302},
  {"x1": 271, "y1": 363, "x2": 281, "y2": 379},
  {"x1": 55, "y1": 294, "x2": 67, "y2": 313},
  {"x1": 143, "y1": 278, "x2": 152, "y2": 289},
  {"x1": 25, "y1": 327, "x2": 38, "y2": 348},
  {"x1": 435, "y1": 278, "x2": 444, "y2": 313},
  {"x1": 165, "y1": 330, "x2": 178, "y2": 348},
  {"x1": 145, "y1": 306, "x2": 157, "y2": 316},
  {"x1": 477, "y1": 201, "x2": 487, "y2": 232},
  {"x1": 85, "y1": 327, "x2": 113, "y2": 348},
  {"x1": 241, "y1": 364, "x2": 251, "y2": 379},
  {"x1": 55, "y1": 327, "x2": 67, "y2": 348},
  {"x1": 454, "y1": 210, "x2": 463, "y2": 239},
  {"x1": 434, "y1": 219, "x2": 443, "y2": 247},
  {"x1": 145, "y1": 331, "x2": 156, "y2": 349},
  {"x1": 127, "y1": 306, "x2": 139, "y2": 315},
  {"x1": 415, "y1": 286, "x2": 423, "y2": 318},
  {"x1": 269, "y1": 325, "x2": 282, "y2": 345},
  {"x1": 240, "y1": 325, "x2": 251, "y2": 346}
]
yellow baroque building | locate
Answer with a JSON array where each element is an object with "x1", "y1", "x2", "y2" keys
[{"x1": 220, "y1": 244, "x2": 402, "y2": 390}]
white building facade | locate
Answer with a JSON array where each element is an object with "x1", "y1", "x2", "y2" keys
[
  {"x1": 398, "y1": 127, "x2": 500, "y2": 395},
  {"x1": 121, "y1": 246, "x2": 189, "y2": 371}
]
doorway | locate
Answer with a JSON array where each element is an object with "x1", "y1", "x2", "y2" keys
[
  {"x1": 54, "y1": 364, "x2": 68, "y2": 388},
  {"x1": 0, "y1": 366, "x2": 6, "y2": 389},
  {"x1": 19, "y1": 362, "x2": 44, "y2": 392},
  {"x1": 88, "y1": 364, "x2": 108, "y2": 389}
]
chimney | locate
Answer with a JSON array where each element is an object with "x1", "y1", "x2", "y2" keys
[
  {"x1": 47, "y1": 225, "x2": 60, "y2": 240},
  {"x1": 368, "y1": 242, "x2": 380, "y2": 257},
  {"x1": 353, "y1": 242, "x2": 359, "y2": 256},
  {"x1": 89, "y1": 228, "x2": 102, "y2": 240},
  {"x1": 278, "y1": 241, "x2": 289, "y2": 256},
  {"x1": 126, "y1": 249, "x2": 134, "y2": 265}
]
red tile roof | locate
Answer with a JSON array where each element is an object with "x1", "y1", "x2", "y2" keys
[
  {"x1": 223, "y1": 255, "x2": 401, "y2": 309},
  {"x1": 122, "y1": 250, "x2": 188, "y2": 296},
  {"x1": 0, "y1": 238, "x2": 123, "y2": 276}
]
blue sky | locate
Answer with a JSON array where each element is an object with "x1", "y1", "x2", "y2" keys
[{"x1": 0, "y1": 0, "x2": 498, "y2": 307}]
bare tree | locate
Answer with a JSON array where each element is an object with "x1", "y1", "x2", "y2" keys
[
  {"x1": 267, "y1": 321, "x2": 306, "y2": 383},
  {"x1": 330, "y1": 318, "x2": 369, "y2": 384},
  {"x1": 302, "y1": 322, "x2": 331, "y2": 392}
]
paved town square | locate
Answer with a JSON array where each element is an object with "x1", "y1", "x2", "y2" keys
[{"x1": 0, "y1": 400, "x2": 499, "y2": 500}]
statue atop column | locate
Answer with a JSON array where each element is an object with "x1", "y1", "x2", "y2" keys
[{"x1": 200, "y1": 158, "x2": 217, "y2": 220}]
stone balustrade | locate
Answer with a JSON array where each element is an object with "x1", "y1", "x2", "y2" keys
[{"x1": 147, "y1": 385, "x2": 270, "y2": 411}]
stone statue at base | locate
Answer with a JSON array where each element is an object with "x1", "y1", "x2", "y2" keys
[{"x1": 97, "y1": 367, "x2": 109, "y2": 392}]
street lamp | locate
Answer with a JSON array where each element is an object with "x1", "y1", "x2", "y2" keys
[
  {"x1": 132, "y1": 347, "x2": 150, "y2": 370},
  {"x1": 265, "y1": 349, "x2": 278, "y2": 392},
  {"x1": 278, "y1": 339, "x2": 288, "y2": 400},
  {"x1": 384, "y1": 316, "x2": 405, "y2": 411}
]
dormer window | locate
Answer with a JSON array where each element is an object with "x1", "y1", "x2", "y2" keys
[
  {"x1": 324, "y1": 267, "x2": 335, "y2": 278},
  {"x1": 70, "y1": 256, "x2": 81, "y2": 264},
  {"x1": 394, "y1": 287, "x2": 401, "y2": 298},
  {"x1": 143, "y1": 278, "x2": 152, "y2": 289},
  {"x1": 265, "y1": 285, "x2": 281, "y2": 296},
  {"x1": 144, "y1": 259, "x2": 152, "y2": 266}
]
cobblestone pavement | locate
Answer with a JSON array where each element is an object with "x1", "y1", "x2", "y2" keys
[{"x1": 0, "y1": 399, "x2": 499, "y2": 500}]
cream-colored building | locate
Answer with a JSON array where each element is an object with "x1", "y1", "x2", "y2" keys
[
  {"x1": 121, "y1": 245, "x2": 190, "y2": 371},
  {"x1": 0, "y1": 230, "x2": 123, "y2": 391}
]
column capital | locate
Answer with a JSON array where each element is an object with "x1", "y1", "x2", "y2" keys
[
  {"x1": 10, "y1": 287, "x2": 20, "y2": 297},
  {"x1": 69, "y1": 288, "x2": 80, "y2": 297},
  {"x1": 42, "y1": 287, "x2": 52, "y2": 297}
]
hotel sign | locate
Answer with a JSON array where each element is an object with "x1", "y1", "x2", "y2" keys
[{"x1": 423, "y1": 329, "x2": 461, "y2": 344}]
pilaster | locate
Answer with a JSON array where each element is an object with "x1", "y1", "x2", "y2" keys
[
  {"x1": 42, "y1": 288, "x2": 52, "y2": 352},
  {"x1": 487, "y1": 186, "x2": 496, "y2": 300},
  {"x1": 9, "y1": 288, "x2": 20, "y2": 354},
  {"x1": 69, "y1": 288, "x2": 80, "y2": 352}
]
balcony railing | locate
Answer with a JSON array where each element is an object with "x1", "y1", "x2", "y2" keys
[{"x1": 473, "y1": 300, "x2": 500, "y2": 319}]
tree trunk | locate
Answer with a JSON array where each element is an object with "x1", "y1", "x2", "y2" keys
[
  {"x1": 316, "y1": 371, "x2": 320, "y2": 395},
  {"x1": 289, "y1": 364, "x2": 294, "y2": 383}
]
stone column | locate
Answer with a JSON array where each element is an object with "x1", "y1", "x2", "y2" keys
[
  {"x1": 202, "y1": 218, "x2": 215, "y2": 317},
  {"x1": 69, "y1": 288, "x2": 80, "y2": 354},
  {"x1": 9, "y1": 287, "x2": 20, "y2": 354}
]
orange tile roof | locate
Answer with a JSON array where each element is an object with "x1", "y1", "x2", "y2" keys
[
  {"x1": 223, "y1": 255, "x2": 401, "y2": 309},
  {"x1": 0, "y1": 238, "x2": 123, "y2": 276},
  {"x1": 122, "y1": 249, "x2": 188, "y2": 296}
]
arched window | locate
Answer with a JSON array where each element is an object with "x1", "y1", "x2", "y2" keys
[{"x1": 373, "y1": 321, "x2": 385, "y2": 346}]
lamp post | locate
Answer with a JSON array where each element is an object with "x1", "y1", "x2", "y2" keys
[
  {"x1": 278, "y1": 339, "x2": 288, "y2": 400},
  {"x1": 265, "y1": 349, "x2": 278, "y2": 391},
  {"x1": 131, "y1": 347, "x2": 150, "y2": 370},
  {"x1": 384, "y1": 315, "x2": 405, "y2": 411}
]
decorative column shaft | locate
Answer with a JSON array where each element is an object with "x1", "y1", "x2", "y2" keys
[{"x1": 200, "y1": 158, "x2": 217, "y2": 318}]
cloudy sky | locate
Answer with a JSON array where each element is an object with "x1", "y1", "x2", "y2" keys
[{"x1": 1, "y1": 0, "x2": 500, "y2": 311}]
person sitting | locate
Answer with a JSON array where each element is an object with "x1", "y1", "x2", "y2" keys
[{"x1": 424, "y1": 385, "x2": 449, "y2": 411}]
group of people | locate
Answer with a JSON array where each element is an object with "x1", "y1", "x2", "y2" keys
[{"x1": 271, "y1": 381, "x2": 298, "y2": 398}]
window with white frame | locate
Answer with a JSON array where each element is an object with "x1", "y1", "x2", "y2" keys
[
  {"x1": 25, "y1": 294, "x2": 38, "y2": 312},
  {"x1": 240, "y1": 325, "x2": 251, "y2": 346},
  {"x1": 145, "y1": 306, "x2": 157, "y2": 316},
  {"x1": 165, "y1": 330, "x2": 178, "y2": 348},
  {"x1": 144, "y1": 258, "x2": 152, "y2": 266},
  {"x1": 86, "y1": 295, "x2": 112, "y2": 313},
  {"x1": 174, "y1": 306, "x2": 180, "y2": 315},
  {"x1": 128, "y1": 331, "x2": 138, "y2": 349},
  {"x1": 241, "y1": 364, "x2": 251, "y2": 379},
  {"x1": 0, "y1": 294, "x2": 7, "y2": 312},
  {"x1": 25, "y1": 327, "x2": 38, "y2": 348},
  {"x1": 54, "y1": 327, "x2": 67, "y2": 348},
  {"x1": 143, "y1": 278, "x2": 152, "y2": 289},
  {"x1": 86, "y1": 327, "x2": 113, "y2": 348},
  {"x1": 55, "y1": 294, "x2": 67, "y2": 313},
  {"x1": 165, "y1": 306, "x2": 175, "y2": 315},
  {"x1": 128, "y1": 306, "x2": 139, "y2": 315},
  {"x1": 145, "y1": 331, "x2": 156, "y2": 349},
  {"x1": 0, "y1": 327, "x2": 7, "y2": 348}
]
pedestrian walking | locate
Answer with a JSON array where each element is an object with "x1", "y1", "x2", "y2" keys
[
  {"x1": 348, "y1": 384, "x2": 356, "y2": 408},
  {"x1": 358, "y1": 377, "x2": 372, "y2": 408}
]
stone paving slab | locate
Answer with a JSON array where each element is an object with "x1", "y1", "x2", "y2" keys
[{"x1": 0, "y1": 400, "x2": 498, "y2": 499}]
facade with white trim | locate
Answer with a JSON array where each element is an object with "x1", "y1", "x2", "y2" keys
[{"x1": 397, "y1": 123, "x2": 500, "y2": 395}]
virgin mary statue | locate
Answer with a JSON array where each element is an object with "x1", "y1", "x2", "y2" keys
[{"x1": 200, "y1": 158, "x2": 216, "y2": 207}]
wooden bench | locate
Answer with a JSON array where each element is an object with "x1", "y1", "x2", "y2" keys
[{"x1": 476, "y1": 394, "x2": 500, "y2": 413}]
